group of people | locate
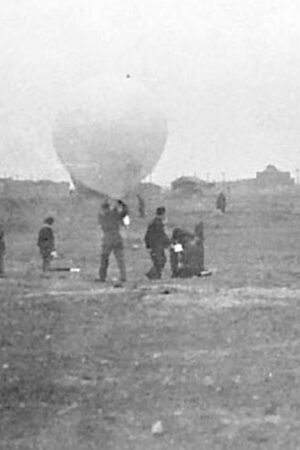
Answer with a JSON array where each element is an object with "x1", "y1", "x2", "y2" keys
[
  {"x1": 144, "y1": 206, "x2": 209, "y2": 280},
  {"x1": 96, "y1": 200, "x2": 210, "y2": 286},
  {"x1": 0, "y1": 197, "x2": 212, "y2": 284}
]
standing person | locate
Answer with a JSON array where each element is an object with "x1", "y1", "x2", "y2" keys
[
  {"x1": 38, "y1": 217, "x2": 56, "y2": 272},
  {"x1": 216, "y1": 192, "x2": 226, "y2": 213},
  {"x1": 137, "y1": 194, "x2": 146, "y2": 218},
  {"x1": 97, "y1": 199, "x2": 128, "y2": 286},
  {"x1": 144, "y1": 206, "x2": 170, "y2": 279},
  {"x1": 0, "y1": 225, "x2": 5, "y2": 277}
]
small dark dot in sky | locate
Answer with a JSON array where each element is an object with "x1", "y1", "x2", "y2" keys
[{"x1": 126, "y1": 74, "x2": 131, "y2": 78}]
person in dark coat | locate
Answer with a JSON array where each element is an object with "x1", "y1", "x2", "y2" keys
[
  {"x1": 177, "y1": 222, "x2": 208, "y2": 278},
  {"x1": 169, "y1": 227, "x2": 194, "y2": 278},
  {"x1": 38, "y1": 217, "x2": 55, "y2": 272},
  {"x1": 144, "y1": 206, "x2": 170, "y2": 279},
  {"x1": 97, "y1": 199, "x2": 128, "y2": 285},
  {"x1": 216, "y1": 192, "x2": 226, "y2": 213},
  {"x1": 0, "y1": 225, "x2": 5, "y2": 277}
]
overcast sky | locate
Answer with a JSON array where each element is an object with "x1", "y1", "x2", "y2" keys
[{"x1": 0, "y1": 0, "x2": 299, "y2": 185}]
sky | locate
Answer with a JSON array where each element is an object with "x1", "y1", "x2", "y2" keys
[{"x1": 0, "y1": 0, "x2": 300, "y2": 185}]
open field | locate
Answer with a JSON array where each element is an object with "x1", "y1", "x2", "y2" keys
[{"x1": 1, "y1": 188, "x2": 300, "y2": 448}]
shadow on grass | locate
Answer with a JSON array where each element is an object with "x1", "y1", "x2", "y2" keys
[
  {"x1": 0, "y1": 299, "x2": 82, "y2": 441},
  {"x1": 0, "y1": 379, "x2": 80, "y2": 440}
]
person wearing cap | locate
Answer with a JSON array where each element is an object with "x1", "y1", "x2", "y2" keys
[
  {"x1": 0, "y1": 225, "x2": 6, "y2": 277},
  {"x1": 97, "y1": 199, "x2": 128, "y2": 285},
  {"x1": 144, "y1": 206, "x2": 170, "y2": 279},
  {"x1": 37, "y1": 217, "x2": 56, "y2": 272}
]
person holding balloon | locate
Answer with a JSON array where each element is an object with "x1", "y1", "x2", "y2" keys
[{"x1": 97, "y1": 199, "x2": 129, "y2": 287}]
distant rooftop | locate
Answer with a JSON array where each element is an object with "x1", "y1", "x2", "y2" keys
[
  {"x1": 264, "y1": 164, "x2": 279, "y2": 173},
  {"x1": 171, "y1": 176, "x2": 212, "y2": 186}
]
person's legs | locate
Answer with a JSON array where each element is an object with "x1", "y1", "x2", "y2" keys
[
  {"x1": 197, "y1": 245, "x2": 205, "y2": 273},
  {"x1": 0, "y1": 252, "x2": 4, "y2": 276},
  {"x1": 99, "y1": 243, "x2": 111, "y2": 281},
  {"x1": 150, "y1": 249, "x2": 166, "y2": 279},
  {"x1": 146, "y1": 251, "x2": 159, "y2": 279},
  {"x1": 170, "y1": 248, "x2": 179, "y2": 277},
  {"x1": 41, "y1": 250, "x2": 51, "y2": 272},
  {"x1": 114, "y1": 244, "x2": 126, "y2": 282},
  {"x1": 157, "y1": 249, "x2": 166, "y2": 276},
  {"x1": 146, "y1": 266, "x2": 158, "y2": 279}
]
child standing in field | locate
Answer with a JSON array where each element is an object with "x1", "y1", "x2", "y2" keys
[
  {"x1": 38, "y1": 217, "x2": 56, "y2": 272},
  {"x1": 0, "y1": 225, "x2": 6, "y2": 277}
]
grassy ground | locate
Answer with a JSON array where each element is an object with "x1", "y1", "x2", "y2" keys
[{"x1": 1, "y1": 188, "x2": 300, "y2": 448}]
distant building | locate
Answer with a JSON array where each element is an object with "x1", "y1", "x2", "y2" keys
[
  {"x1": 0, "y1": 179, "x2": 70, "y2": 199},
  {"x1": 255, "y1": 165, "x2": 294, "y2": 188},
  {"x1": 136, "y1": 182, "x2": 162, "y2": 198},
  {"x1": 171, "y1": 176, "x2": 215, "y2": 196}
]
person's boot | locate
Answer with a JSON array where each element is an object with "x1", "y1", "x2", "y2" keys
[{"x1": 146, "y1": 267, "x2": 160, "y2": 279}]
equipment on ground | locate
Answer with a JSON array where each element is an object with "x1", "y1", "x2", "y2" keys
[{"x1": 49, "y1": 267, "x2": 80, "y2": 273}]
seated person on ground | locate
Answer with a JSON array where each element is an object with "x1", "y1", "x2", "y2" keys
[
  {"x1": 176, "y1": 222, "x2": 212, "y2": 278},
  {"x1": 170, "y1": 227, "x2": 194, "y2": 278}
]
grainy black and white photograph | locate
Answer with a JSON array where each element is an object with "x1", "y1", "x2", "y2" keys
[{"x1": 1, "y1": 1, "x2": 300, "y2": 448}]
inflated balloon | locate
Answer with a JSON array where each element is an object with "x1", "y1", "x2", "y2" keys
[{"x1": 52, "y1": 76, "x2": 167, "y2": 198}]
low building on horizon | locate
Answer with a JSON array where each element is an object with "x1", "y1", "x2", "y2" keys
[
  {"x1": 255, "y1": 165, "x2": 294, "y2": 189},
  {"x1": 171, "y1": 176, "x2": 215, "y2": 196},
  {"x1": 0, "y1": 178, "x2": 70, "y2": 199}
]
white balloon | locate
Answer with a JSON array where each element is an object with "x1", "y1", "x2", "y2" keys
[{"x1": 52, "y1": 76, "x2": 167, "y2": 198}]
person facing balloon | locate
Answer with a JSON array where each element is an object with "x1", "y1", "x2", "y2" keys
[
  {"x1": 144, "y1": 206, "x2": 170, "y2": 280},
  {"x1": 97, "y1": 199, "x2": 129, "y2": 287}
]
